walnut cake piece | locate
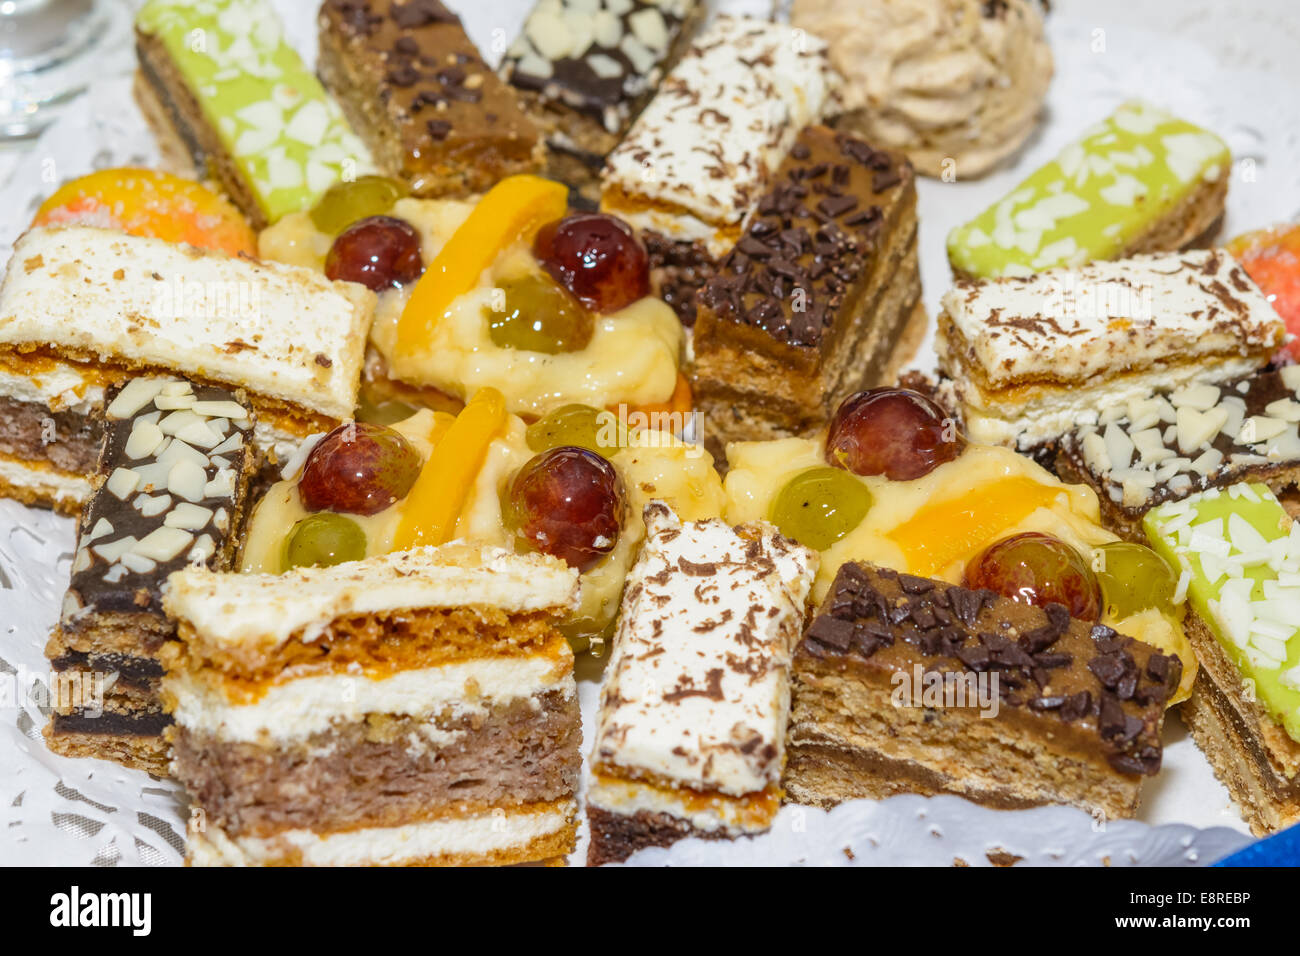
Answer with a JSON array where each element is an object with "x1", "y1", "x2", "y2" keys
[
  {"x1": 318, "y1": 0, "x2": 544, "y2": 198},
  {"x1": 0, "y1": 225, "x2": 374, "y2": 510},
  {"x1": 162, "y1": 545, "x2": 583, "y2": 866},
  {"x1": 500, "y1": 0, "x2": 704, "y2": 197},
  {"x1": 693, "y1": 126, "x2": 923, "y2": 450},
  {"x1": 600, "y1": 16, "x2": 841, "y2": 325},
  {"x1": 44, "y1": 377, "x2": 257, "y2": 775},
  {"x1": 587, "y1": 502, "x2": 818, "y2": 865},
  {"x1": 784, "y1": 562, "x2": 1182, "y2": 820},
  {"x1": 935, "y1": 250, "x2": 1284, "y2": 453}
]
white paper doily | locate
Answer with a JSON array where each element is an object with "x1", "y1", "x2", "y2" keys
[
  {"x1": 1, "y1": 0, "x2": 1296, "y2": 866},
  {"x1": 615, "y1": 797, "x2": 1252, "y2": 867}
]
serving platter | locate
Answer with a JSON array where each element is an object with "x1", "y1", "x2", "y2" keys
[{"x1": 1, "y1": 0, "x2": 1297, "y2": 866}]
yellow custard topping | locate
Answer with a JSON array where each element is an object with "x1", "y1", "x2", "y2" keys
[
  {"x1": 259, "y1": 197, "x2": 684, "y2": 418},
  {"x1": 724, "y1": 437, "x2": 1195, "y2": 701},
  {"x1": 240, "y1": 410, "x2": 449, "y2": 573},
  {"x1": 240, "y1": 410, "x2": 723, "y2": 646}
]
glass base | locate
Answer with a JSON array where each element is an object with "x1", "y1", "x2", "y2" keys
[{"x1": 0, "y1": 0, "x2": 130, "y2": 143}]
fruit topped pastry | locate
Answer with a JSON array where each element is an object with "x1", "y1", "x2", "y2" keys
[
  {"x1": 724, "y1": 387, "x2": 1196, "y2": 702},
  {"x1": 260, "y1": 174, "x2": 686, "y2": 423},
  {"x1": 1227, "y1": 222, "x2": 1300, "y2": 363},
  {"x1": 33, "y1": 168, "x2": 256, "y2": 258},
  {"x1": 241, "y1": 388, "x2": 723, "y2": 650}
]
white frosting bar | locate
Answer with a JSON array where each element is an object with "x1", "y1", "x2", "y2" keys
[
  {"x1": 163, "y1": 544, "x2": 579, "y2": 652},
  {"x1": 0, "y1": 226, "x2": 375, "y2": 421},
  {"x1": 592, "y1": 502, "x2": 817, "y2": 798},
  {"x1": 189, "y1": 801, "x2": 577, "y2": 866},
  {"x1": 168, "y1": 654, "x2": 575, "y2": 743},
  {"x1": 938, "y1": 250, "x2": 1282, "y2": 390},
  {"x1": 601, "y1": 16, "x2": 840, "y2": 255},
  {"x1": 0, "y1": 454, "x2": 91, "y2": 509}
]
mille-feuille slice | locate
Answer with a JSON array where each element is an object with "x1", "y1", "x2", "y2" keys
[
  {"x1": 935, "y1": 250, "x2": 1283, "y2": 455},
  {"x1": 0, "y1": 225, "x2": 374, "y2": 512}
]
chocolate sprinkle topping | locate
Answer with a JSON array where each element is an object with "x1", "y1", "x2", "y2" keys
[
  {"x1": 699, "y1": 127, "x2": 909, "y2": 349},
  {"x1": 323, "y1": 0, "x2": 539, "y2": 181},
  {"x1": 799, "y1": 563, "x2": 1181, "y2": 776}
]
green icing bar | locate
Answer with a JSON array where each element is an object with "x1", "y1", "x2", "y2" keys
[
  {"x1": 1144, "y1": 483, "x2": 1300, "y2": 742},
  {"x1": 947, "y1": 101, "x2": 1230, "y2": 278},
  {"x1": 137, "y1": 0, "x2": 373, "y2": 224}
]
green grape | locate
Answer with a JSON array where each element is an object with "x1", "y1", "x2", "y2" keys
[
  {"x1": 560, "y1": 607, "x2": 619, "y2": 657},
  {"x1": 355, "y1": 394, "x2": 418, "y2": 427},
  {"x1": 1094, "y1": 542, "x2": 1178, "y2": 619},
  {"x1": 486, "y1": 274, "x2": 594, "y2": 354},
  {"x1": 284, "y1": 513, "x2": 367, "y2": 570},
  {"x1": 526, "y1": 403, "x2": 622, "y2": 453},
  {"x1": 769, "y1": 467, "x2": 872, "y2": 552},
  {"x1": 309, "y1": 175, "x2": 409, "y2": 236}
]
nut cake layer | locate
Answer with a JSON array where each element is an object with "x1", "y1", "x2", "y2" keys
[
  {"x1": 44, "y1": 377, "x2": 256, "y2": 775},
  {"x1": 693, "y1": 126, "x2": 921, "y2": 446},
  {"x1": 318, "y1": 0, "x2": 543, "y2": 197},
  {"x1": 601, "y1": 16, "x2": 841, "y2": 256},
  {"x1": 785, "y1": 563, "x2": 1180, "y2": 820},
  {"x1": 163, "y1": 547, "x2": 583, "y2": 867}
]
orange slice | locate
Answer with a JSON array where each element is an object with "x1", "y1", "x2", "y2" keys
[
  {"x1": 886, "y1": 476, "x2": 1064, "y2": 578},
  {"x1": 33, "y1": 168, "x2": 256, "y2": 257},
  {"x1": 393, "y1": 387, "x2": 508, "y2": 551},
  {"x1": 396, "y1": 175, "x2": 568, "y2": 352}
]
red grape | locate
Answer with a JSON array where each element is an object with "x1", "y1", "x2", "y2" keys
[
  {"x1": 533, "y1": 212, "x2": 650, "y2": 314},
  {"x1": 963, "y1": 532, "x2": 1102, "y2": 621},
  {"x1": 325, "y1": 215, "x2": 423, "y2": 290},
  {"x1": 825, "y1": 388, "x2": 965, "y2": 481},
  {"x1": 503, "y1": 446, "x2": 625, "y2": 571},
  {"x1": 298, "y1": 422, "x2": 422, "y2": 516}
]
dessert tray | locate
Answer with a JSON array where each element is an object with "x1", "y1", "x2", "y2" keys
[{"x1": 1, "y1": 0, "x2": 1298, "y2": 866}]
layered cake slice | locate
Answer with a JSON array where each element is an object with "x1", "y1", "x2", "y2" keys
[
  {"x1": 693, "y1": 126, "x2": 923, "y2": 448},
  {"x1": 600, "y1": 16, "x2": 841, "y2": 324},
  {"x1": 935, "y1": 250, "x2": 1284, "y2": 451},
  {"x1": 161, "y1": 545, "x2": 583, "y2": 866},
  {"x1": 587, "y1": 502, "x2": 818, "y2": 865},
  {"x1": 947, "y1": 101, "x2": 1230, "y2": 279},
  {"x1": 134, "y1": 0, "x2": 374, "y2": 229},
  {"x1": 0, "y1": 225, "x2": 373, "y2": 510},
  {"x1": 1145, "y1": 484, "x2": 1300, "y2": 834},
  {"x1": 318, "y1": 0, "x2": 544, "y2": 198},
  {"x1": 501, "y1": 0, "x2": 704, "y2": 195},
  {"x1": 45, "y1": 377, "x2": 257, "y2": 774},
  {"x1": 785, "y1": 563, "x2": 1182, "y2": 819},
  {"x1": 1057, "y1": 366, "x2": 1300, "y2": 540}
]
